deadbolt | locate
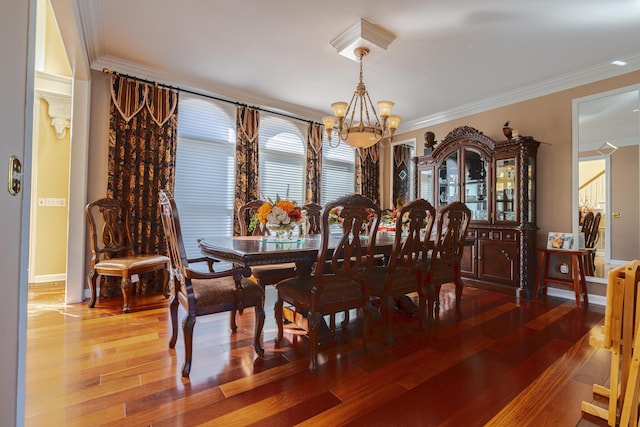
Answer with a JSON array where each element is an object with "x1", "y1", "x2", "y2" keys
[{"x1": 8, "y1": 155, "x2": 22, "y2": 196}]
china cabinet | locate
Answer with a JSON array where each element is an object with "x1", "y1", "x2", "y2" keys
[{"x1": 414, "y1": 126, "x2": 540, "y2": 297}]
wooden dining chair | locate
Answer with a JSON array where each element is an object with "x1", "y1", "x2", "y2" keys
[
  {"x1": 368, "y1": 198, "x2": 436, "y2": 345},
  {"x1": 583, "y1": 212, "x2": 601, "y2": 276},
  {"x1": 274, "y1": 193, "x2": 381, "y2": 372},
  {"x1": 237, "y1": 199, "x2": 297, "y2": 287},
  {"x1": 424, "y1": 201, "x2": 471, "y2": 319},
  {"x1": 159, "y1": 190, "x2": 265, "y2": 377},
  {"x1": 85, "y1": 198, "x2": 170, "y2": 313},
  {"x1": 302, "y1": 202, "x2": 322, "y2": 235}
]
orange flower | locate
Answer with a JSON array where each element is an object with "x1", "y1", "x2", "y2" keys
[
  {"x1": 256, "y1": 202, "x2": 272, "y2": 225},
  {"x1": 275, "y1": 199, "x2": 294, "y2": 214}
]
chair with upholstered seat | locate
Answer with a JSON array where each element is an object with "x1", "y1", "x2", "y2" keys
[
  {"x1": 237, "y1": 199, "x2": 297, "y2": 287},
  {"x1": 85, "y1": 197, "x2": 170, "y2": 313},
  {"x1": 368, "y1": 199, "x2": 436, "y2": 344},
  {"x1": 275, "y1": 193, "x2": 381, "y2": 372},
  {"x1": 424, "y1": 201, "x2": 471, "y2": 319},
  {"x1": 159, "y1": 190, "x2": 265, "y2": 377}
]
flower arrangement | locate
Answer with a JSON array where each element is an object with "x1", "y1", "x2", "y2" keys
[{"x1": 248, "y1": 194, "x2": 302, "y2": 237}]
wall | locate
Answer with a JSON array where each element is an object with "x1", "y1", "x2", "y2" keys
[
  {"x1": 611, "y1": 144, "x2": 640, "y2": 260},
  {"x1": 33, "y1": 97, "x2": 70, "y2": 276}
]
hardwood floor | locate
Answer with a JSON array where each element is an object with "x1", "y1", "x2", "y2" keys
[{"x1": 25, "y1": 282, "x2": 612, "y2": 426}]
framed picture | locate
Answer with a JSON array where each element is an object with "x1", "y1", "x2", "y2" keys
[{"x1": 547, "y1": 232, "x2": 575, "y2": 250}]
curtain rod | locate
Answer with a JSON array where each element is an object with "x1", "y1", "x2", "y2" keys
[{"x1": 102, "y1": 68, "x2": 321, "y2": 126}]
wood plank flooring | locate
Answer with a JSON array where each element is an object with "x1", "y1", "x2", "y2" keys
[{"x1": 25, "y1": 282, "x2": 613, "y2": 426}]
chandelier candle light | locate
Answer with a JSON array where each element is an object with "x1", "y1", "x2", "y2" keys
[{"x1": 323, "y1": 47, "x2": 401, "y2": 149}]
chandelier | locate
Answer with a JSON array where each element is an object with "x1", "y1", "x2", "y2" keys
[{"x1": 322, "y1": 47, "x2": 401, "y2": 149}]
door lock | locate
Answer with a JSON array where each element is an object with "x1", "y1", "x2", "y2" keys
[{"x1": 8, "y1": 155, "x2": 23, "y2": 196}]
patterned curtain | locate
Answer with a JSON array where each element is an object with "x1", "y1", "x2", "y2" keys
[
  {"x1": 393, "y1": 144, "x2": 411, "y2": 205},
  {"x1": 305, "y1": 123, "x2": 323, "y2": 203},
  {"x1": 356, "y1": 144, "x2": 380, "y2": 205},
  {"x1": 107, "y1": 74, "x2": 178, "y2": 295},
  {"x1": 233, "y1": 106, "x2": 260, "y2": 236}
]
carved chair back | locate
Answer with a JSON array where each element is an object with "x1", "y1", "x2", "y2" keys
[
  {"x1": 302, "y1": 202, "x2": 322, "y2": 235},
  {"x1": 238, "y1": 200, "x2": 266, "y2": 236},
  {"x1": 85, "y1": 198, "x2": 134, "y2": 265},
  {"x1": 318, "y1": 194, "x2": 381, "y2": 281}
]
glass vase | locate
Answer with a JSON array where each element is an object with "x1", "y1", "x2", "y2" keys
[{"x1": 268, "y1": 223, "x2": 295, "y2": 241}]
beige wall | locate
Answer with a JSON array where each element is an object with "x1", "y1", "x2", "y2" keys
[
  {"x1": 85, "y1": 69, "x2": 640, "y2": 272},
  {"x1": 389, "y1": 70, "x2": 640, "y2": 247}
]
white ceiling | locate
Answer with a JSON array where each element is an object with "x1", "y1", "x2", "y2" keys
[{"x1": 73, "y1": 0, "x2": 640, "y2": 132}]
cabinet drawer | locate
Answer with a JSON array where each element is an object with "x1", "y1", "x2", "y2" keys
[
  {"x1": 478, "y1": 230, "x2": 490, "y2": 239},
  {"x1": 502, "y1": 231, "x2": 517, "y2": 241},
  {"x1": 490, "y1": 231, "x2": 502, "y2": 240},
  {"x1": 466, "y1": 229, "x2": 478, "y2": 238}
]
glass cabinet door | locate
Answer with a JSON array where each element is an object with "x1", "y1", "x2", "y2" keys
[
  {"x1": 438, "y1": 152, "x2": 459, "y2": 204},
  {"x1": 463, "y1": 149, "x2": 488, "y2": 220},
  {"x1": 495, "y1": 157, "x2": 517, "y2": 222},
  {"x1": 528, "y1": 156, "x2": 535, "y2": 223},
  {"x1": 419, "y1": 168, "x2": 434, "y2": 205}
]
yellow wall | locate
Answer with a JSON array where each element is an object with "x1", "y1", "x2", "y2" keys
[
  {"x1": 388, "y1": 70, "x2": 640, "y2": 247},
  {"x1": 32, "y1": 0, "x2": 71, "y2": 278},
  {"x1": 44, "y1": 0, "x2": 71, "y2": 77},
  {"x1": 34, "y1": 98, "x2": 70, "y2": 275}
]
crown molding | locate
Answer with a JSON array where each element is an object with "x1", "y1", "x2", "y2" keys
[
  {"x1": 400, "y1": 52, "x2": 640, "y2": 133},
  {"x1": 93, "y1": 55, "x2": 328, "y2": 123},
  {"x1": 76, "y1": 0, "x2": 104, "y2": 66}
]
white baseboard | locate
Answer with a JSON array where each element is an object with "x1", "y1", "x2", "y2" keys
[
  {"x1": 546, "y1": 287, "x2": 606, "y2": 306},
  {"x1": 31, "y1": 273, "x2": 66, "y2": 284}
]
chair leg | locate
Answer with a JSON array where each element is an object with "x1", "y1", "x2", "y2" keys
[
  {"x1": 341, "y1": 310, "x2": 350, "y2": 328},
  {"x1": 162, "y1": 267, "x2": 170, "y2": 298},
  {"x1": 253, "y1": 302, "x2": 265, "y2": 357},
  {"x1": 361, "y1": 305, "x2": 371, "y2": 353},
  {"x1": 274, "y1": 297, "x2": 284, "y2": 346},
  {"x1": 87, "y1": 271, "x2": 98, "y2": 308},
  {"x1": 454, "y1": 275, "x2": 464, "y2": 316},
  {"x1": 182, "y1": 314, "x2": 196, "y2": 377},
  {"x1": 383, "y1": 295, "x2": 395, "y2": 346},
  {"x1": 121, "y1": 277, "x2": 132, "y2": 313},
  {"x1": 418, "y1": 287, "x2": 429, "y2": 329},
  {"x1": 229, "y1": 309, "x2": 238, "y2": 333},
  {"x1": 308, "y1": 311, "x2": 321, "y2": 372},
  {"x1": 168, "y1": 291, "x2": 179, "y2": 349}
]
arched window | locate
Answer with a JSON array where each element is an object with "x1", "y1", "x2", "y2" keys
[
  {"x1": 174, "y1": 94, "x2": 236, "y2": 257},
  {"x1": 258, "y1": 114, "x2": 306, "y2": 204}
]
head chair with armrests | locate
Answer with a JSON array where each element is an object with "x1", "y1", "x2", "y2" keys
[
  {"x1": 424, "y1": 201, "x2": 471, "y2": 319},
  {"x1": 159, "y1": 190, "x2": 265, "y2": 377},
  {"x1": 85, "y1": 197, "x2": 170, "y2": 313},
  {"x1": 368, "y1": 198, "x2": 436, "y2": 344}
]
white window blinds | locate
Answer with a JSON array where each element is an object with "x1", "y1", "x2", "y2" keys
[
  {"x1": 174, "y1": 94, "x2": 236, "y2": 258},
  {"x1": 258, "y1": 113, "x2": 306, "y2": 204},
  {"x1": 321, "y1": 134, "x2": 356, "y2": 204}
]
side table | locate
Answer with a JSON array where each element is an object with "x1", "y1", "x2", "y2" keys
[{"x1": 534, "y1": 247, "x2": 589, "y2": 307}]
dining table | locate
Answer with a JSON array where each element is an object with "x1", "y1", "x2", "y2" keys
[
  {"x1": 198, "y1": 232, "x2": 397, "y2": 278},
  {"x1": 198, "y1": 232, "x2": 397, "y2": 341}
]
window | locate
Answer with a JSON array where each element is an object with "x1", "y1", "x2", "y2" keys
[
  {"x1": 258, "y1": 113, "x2": 306, "y2": 204},
  {"x1": 321, "y1": 134, "x2": 356, "y2": 204},
  {"x1": 174, "y1": 94, "x2": 236, "y2": 258}
]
